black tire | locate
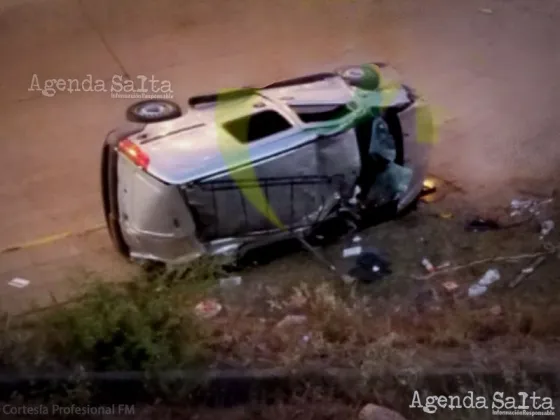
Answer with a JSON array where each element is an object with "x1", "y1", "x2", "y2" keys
[{"x1": 126, "y1": 100, "x2": 182, "y2": 123}]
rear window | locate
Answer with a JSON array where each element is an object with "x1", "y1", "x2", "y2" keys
[
  {"x1": 290, "y1": 104, "x2": 352, "y2": 123},
  {"x1": 223, "y1": 110, "x2": 292, "y2": 143}
]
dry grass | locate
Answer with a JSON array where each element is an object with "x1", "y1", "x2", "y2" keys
[
  {"x1": 2, "y1": 252, "x2": 560, "y2": 374},
  {"x1": 206, "y1": 279, "x2": 560, "y2": 370}
]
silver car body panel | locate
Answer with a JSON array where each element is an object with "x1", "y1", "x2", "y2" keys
[{"x1": 106, "y1": 65, "x2": 433, "y2": 263}]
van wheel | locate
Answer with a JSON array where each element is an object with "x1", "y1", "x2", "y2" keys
[{"x1": 126, "y1": 100, "x2": 182, "y2": 123}]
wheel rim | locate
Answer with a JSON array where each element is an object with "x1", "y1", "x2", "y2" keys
[
  {"x1": 135, "y1": 102, "x2": 172, "y2": 119},
  {"x1": 342, "y1": 67, "x2": 365, "y2": 79}
]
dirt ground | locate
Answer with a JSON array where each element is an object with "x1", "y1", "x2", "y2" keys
[{"x1": 0, "y1": 0, "x2": 560, "y2": 315}]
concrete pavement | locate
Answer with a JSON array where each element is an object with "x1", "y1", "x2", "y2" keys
[{"x1": 1, "y1": 0, "x2": 559, "y2": 313}]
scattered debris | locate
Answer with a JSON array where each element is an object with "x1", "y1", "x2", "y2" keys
[
  {"x1": 347, "y1": 250, "x2": 392, "y2": 283},
  {"x1": 358, "y1": 404, "x2": 408, "y2": 420},
  {"x1": 414, "y1": 246, "x2": 559, "y2": 280},
  {"x1": 478, "y1": 8, "x2": 493, "y2": 14},
  {"x1": 480, "y1": 268, "x2": 501, "y2": 285},
  {"x1": 7, "y1": 277, "x2": 30, "y2": 288},
  {"x1": 439, "y1": 212, "x2": 453, "y2": 219},
  {"x1": 194, "y1": 299, "x2": 223, "y2": 319},
  {"x1": 468, "y1": 268, "x2": 500, "y2": 297},
  {"x1": 219, "y1": 275, "x2": 243, "y2": 288},
  {"x1": 540, "y1": 220, "x2": 555, "y2": 237},
  {"x1": 421, "y1": 257, "x2": 436, "y2": 273},
  {"x1": 342, "y1": 245, "x2": 362, "y2": 258},
  {"x1": 276, "y1": 314, "x2": 307, "y2": 328},
  {"x1": 442, "y1": 280, "x2": 459, "y2": 292},
  {"x1": 510, "y1": 197, "x2": 553, "y2": 219},
  {"x1": 509, "y1": 255, "x2": 547, "y2": 289},
  {"x1": 468, "y1": 284, "x2": 487, "y2": 298},
  {"x1": 465, "y1": 217, "x2": 501, "y2": 232}
]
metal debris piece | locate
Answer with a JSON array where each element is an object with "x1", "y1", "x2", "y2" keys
[
  {"x1": 440, "y1": 212, "x2": 453, "y2": 219},
  {"x1": 352, "y1": 235, "x2": 362, "y2": 243},
  {"x1": 7, "y1": 278, "x2": 30, "y2": 288},
  {"x1": 509, "y1": 255, "x2": 547, "y2": 289},
  {"x1": 219, "y1": 275, "x2": 243, "y2": 288},
  {"x1": 194, "y1": 299, "x2": 222, "y2": 319},
  {"x1": 479, "y1": 8, "x2": 493, "y2": 14}
]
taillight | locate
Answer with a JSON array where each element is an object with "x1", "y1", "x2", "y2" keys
[{"x1": 118, "y1": 139, "x2": 150, "y2": 169}]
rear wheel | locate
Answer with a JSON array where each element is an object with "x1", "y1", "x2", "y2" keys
[
  {"x1": 337, "y1": 65, "x2": 381, "y2": 90},
  {"x1": 126, "y1": 100, "x2": 182, "y2": 123}
]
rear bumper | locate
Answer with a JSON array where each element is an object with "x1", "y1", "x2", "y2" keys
[{"x1": 101, "y1": 125, "x2": 145, "y2": 260}]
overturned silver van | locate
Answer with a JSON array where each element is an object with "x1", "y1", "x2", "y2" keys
[{"x1": 101, "y1": 63, "x2": 434, "y2": 265}]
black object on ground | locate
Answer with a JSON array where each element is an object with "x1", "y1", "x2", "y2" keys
[
  {"x1": 347, "y1": 249, "x2": 392, "y2": 283},
  {"x1": 465, "y1": 217, "x2": 501, "y2": 232}
]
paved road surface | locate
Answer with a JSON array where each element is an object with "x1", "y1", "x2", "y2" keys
[{"x1": 1, "y1": 0, "x2": 559, "y2": 313}]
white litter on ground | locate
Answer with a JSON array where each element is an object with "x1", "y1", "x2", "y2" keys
[
  {"x1": 8, "y1": 278, "x2": 30, "y2": 288},
  {"x1": 342, "y1": 246, "x2": 362, "y2": 258},
  {"x1": 219, "y1": 276, "x2": 243, "y2": 288}
]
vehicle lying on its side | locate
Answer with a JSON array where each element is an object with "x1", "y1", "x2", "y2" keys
[{"x1": 101, "y1": 63, "x2": 434, "y2": 265}]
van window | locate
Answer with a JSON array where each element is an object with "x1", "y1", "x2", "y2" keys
[
  {"x1": 290, "y1": 104, "x2": 352, "y2": 123},
  {"x1": 223, "y1": 110, "x2": 292, "y2": 143}
]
